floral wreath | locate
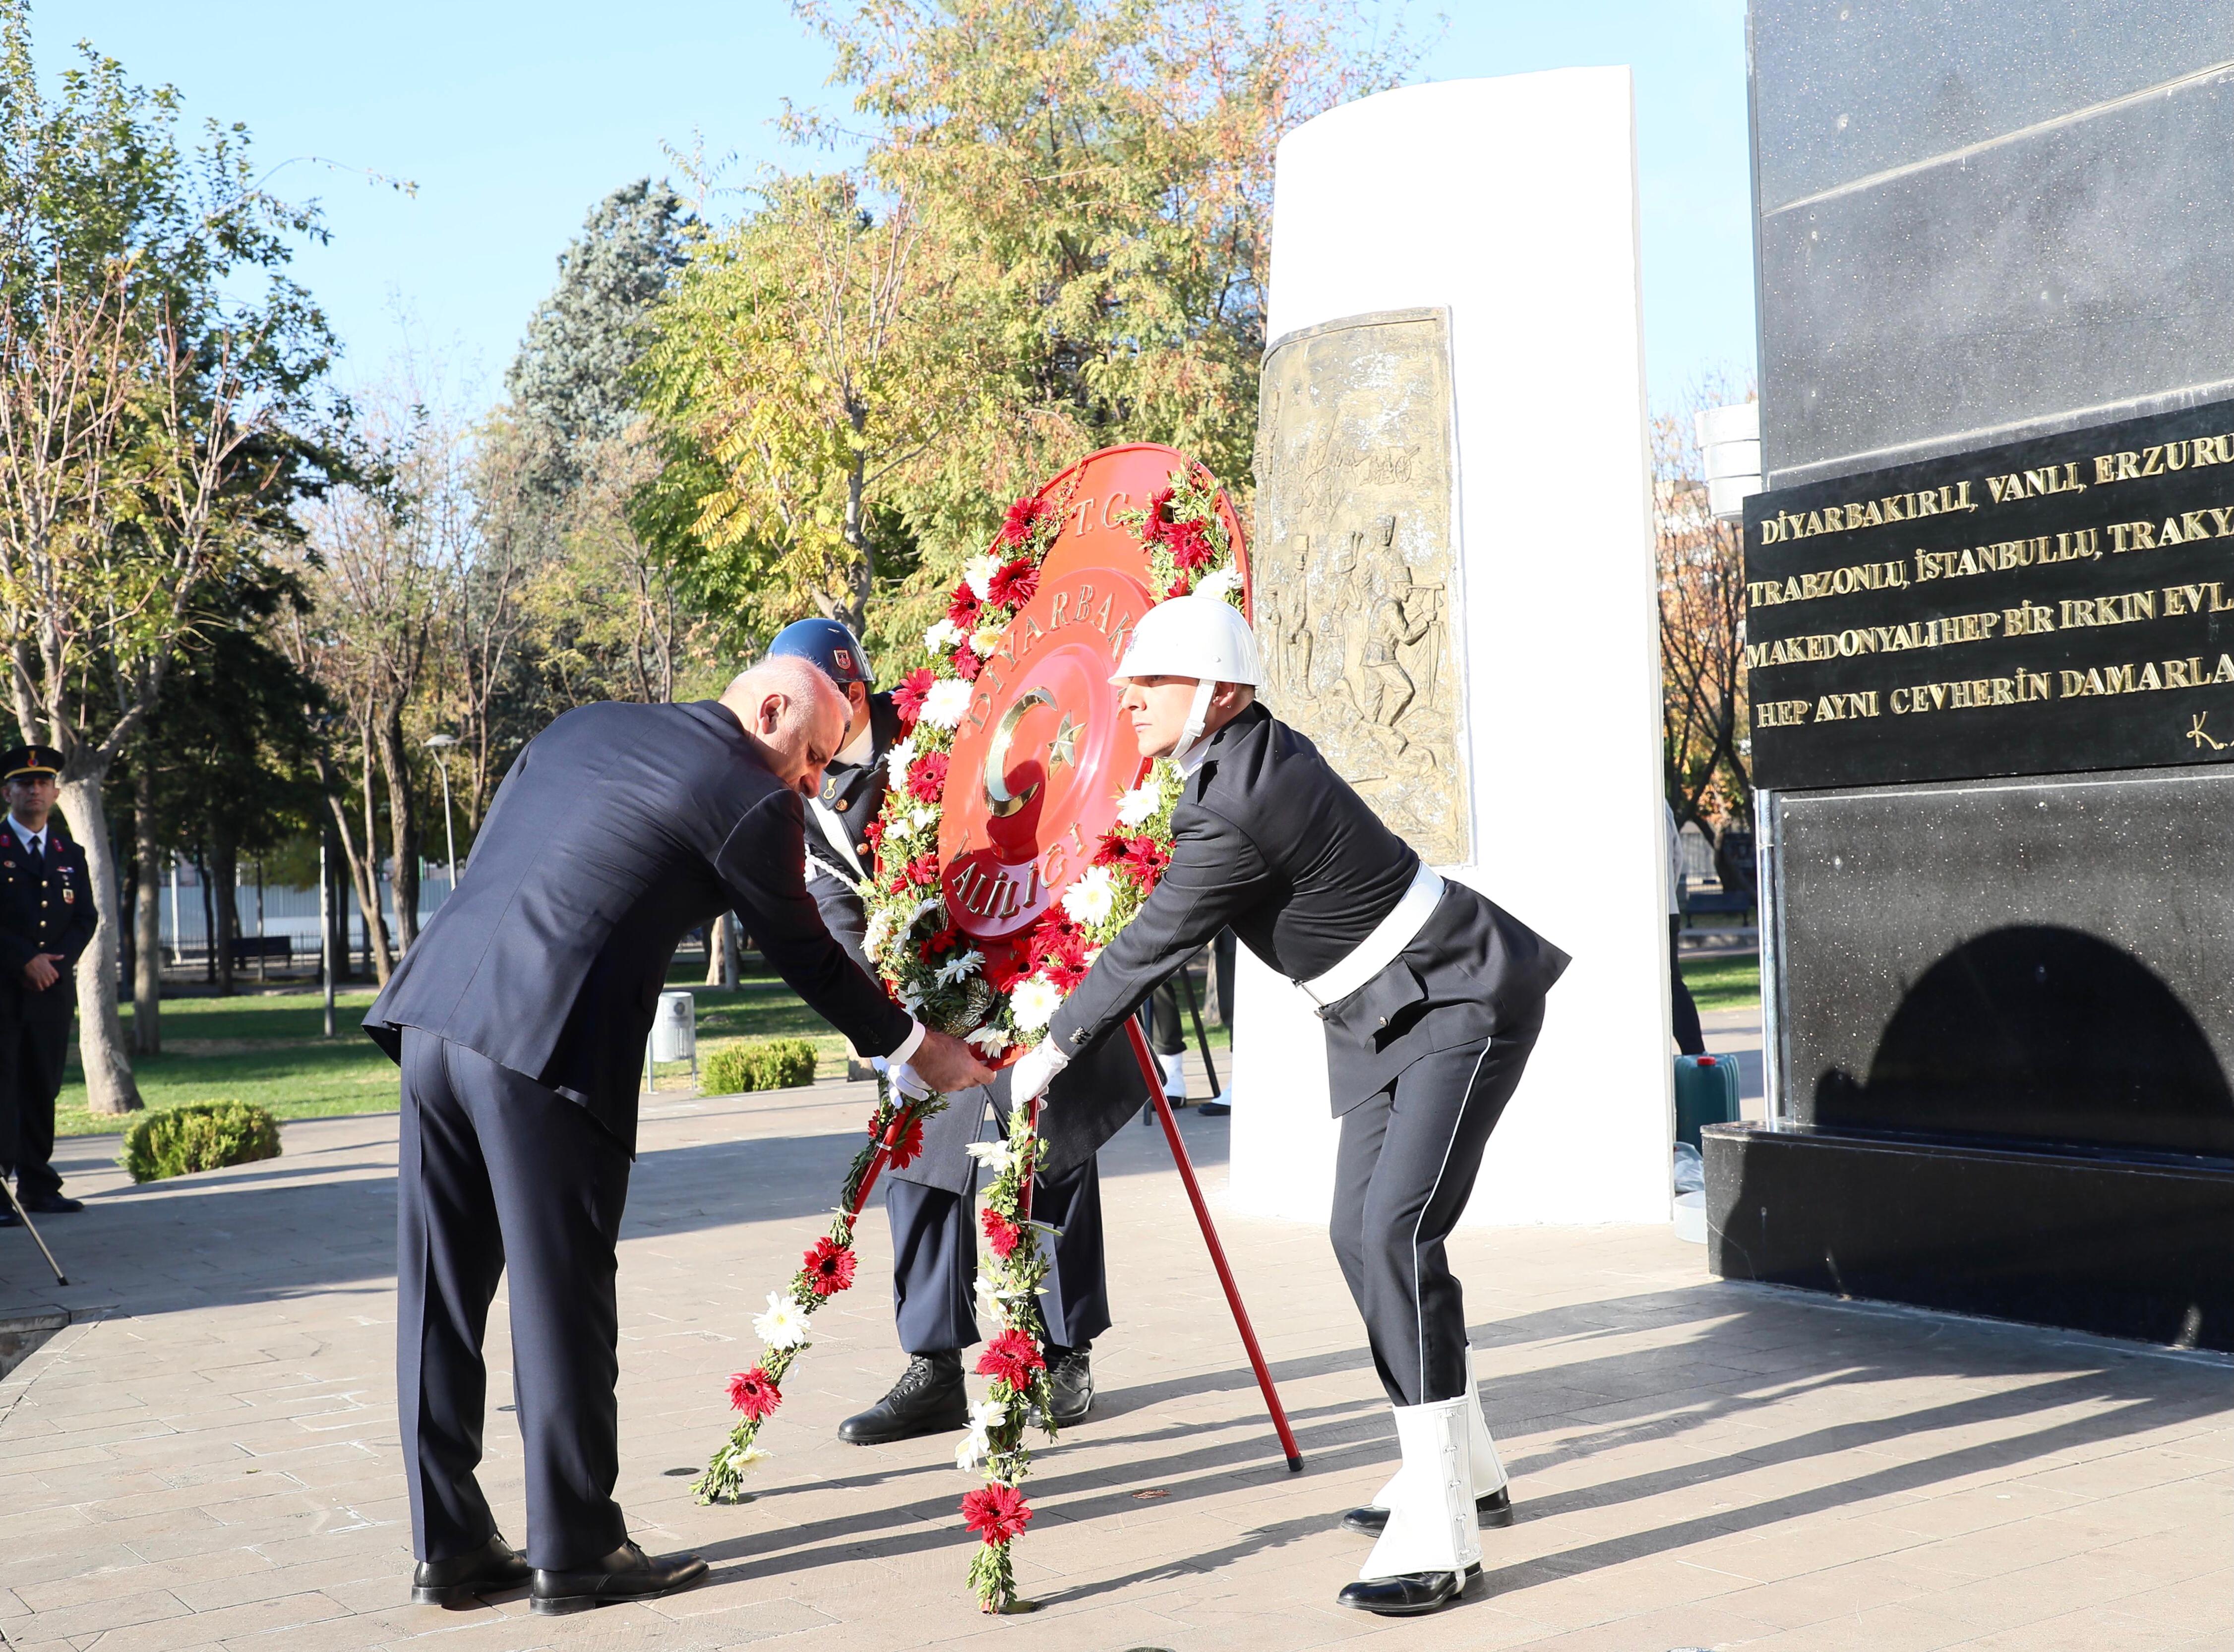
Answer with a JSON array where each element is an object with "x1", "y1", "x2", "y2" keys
[{"x1": 694, "y1": 462, "x2": 1244, "y2": 1615}]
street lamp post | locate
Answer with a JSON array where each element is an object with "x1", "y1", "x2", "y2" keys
[{"x1": 424, "y1": 734, "x2": 460, "y2": 899}]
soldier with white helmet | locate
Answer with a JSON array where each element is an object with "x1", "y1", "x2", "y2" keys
[{"x1": 1009, "y1": 596, "x2": 1570, "y2": 1618}]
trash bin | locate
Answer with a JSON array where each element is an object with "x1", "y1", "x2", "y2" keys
[
  {"x1": 649, "y1": 990, "x2": 697, "y2": 1090},
  {"x1": 1673, "y1": 1053, "x2": 1739, "y2": 1150}
]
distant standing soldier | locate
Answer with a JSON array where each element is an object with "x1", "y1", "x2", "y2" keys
[{"x1": 0, "y1": 746, "x2": 97, "y2": 1221}]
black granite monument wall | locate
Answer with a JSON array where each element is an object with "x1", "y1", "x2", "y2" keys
[{"x1": 1723, "y1": 3, "x2": 2234, "y2": 1352}]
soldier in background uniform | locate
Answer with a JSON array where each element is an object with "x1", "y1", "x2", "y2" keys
[
  {"x1": 0, "y1": 746, "x2": 97, "y2": 1219},
  {"x1": 765, "y1": 619, "x2": 1145, "y2": 1446},
  {"x1": 1009, "y1": 598, "x2": 1569, "y2": 1618}
]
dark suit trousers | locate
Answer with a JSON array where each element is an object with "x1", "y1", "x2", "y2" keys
[
  {"x1": 1329, "y1": 1018, "x2": 1542, "y2": 1408},
  {"x1": 396, "y1": 1030, "x2": 632, "y2": 1570},
  {"x1": 0, "y1": 988, "x2": 70, "y2": 1198},
  {"x1": 886, "y1": 1150, "x2": 1110, "y2": 1356}
]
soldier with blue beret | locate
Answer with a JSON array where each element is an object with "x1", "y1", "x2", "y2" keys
[{"x1": 0, "y1": 745, "x2": 97, "y2": 1220}]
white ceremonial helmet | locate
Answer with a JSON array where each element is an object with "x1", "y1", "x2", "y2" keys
[
  {"x1": 1110, "y1": 594, "x2": 1262, "y2": 752},
  {"x1": 1109, "y1": 595, "x2": 1263, "y2": 688}
]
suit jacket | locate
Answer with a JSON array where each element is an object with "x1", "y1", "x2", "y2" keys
[
  {"x1": 807, "y1": 696, "x2": 1146, "y2": 1192},
  {"x1": 1047, "y1": 704, "x2": 1569, "y2": 1114},
  {"x1": 364, "y1": 700, "x2": 914, "y2": 1149},
  {"x1": 0, "y1": 819, "x2": 96, "y2": 1015}
]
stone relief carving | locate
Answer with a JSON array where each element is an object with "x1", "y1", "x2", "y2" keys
[{"x1": 1254, "y1": 308, "x2": 1469, "y2": 864}]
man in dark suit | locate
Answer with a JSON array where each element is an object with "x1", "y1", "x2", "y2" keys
[
  {"x1": 0, "y1": 746, "x2": 98, "y2": 1220},
  {"x1": 763, "y1": 620, "x2": 1142, "y2": 1445},
  {"x1": 363, "y1": 658, "x2": 993, "y2": 1615},
  {"x1": 1008, "y1": 597, "x2": 1568, "y2": 1619}
]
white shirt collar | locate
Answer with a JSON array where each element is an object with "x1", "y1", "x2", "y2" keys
[
  {"x1": 7, "y1": 814, "x2": 45, "y2": 852},
  {"x1": 836, "y1": 718, "x2": 876, "y2": 770}
]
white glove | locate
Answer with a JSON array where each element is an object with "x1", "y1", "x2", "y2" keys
[
  {"x1": 1008, "y1": 1038, "x2": 1068, "y2": 1107},
  {"x1": 888, "y1": 1062, "x2": 932, "y2": 1102}
]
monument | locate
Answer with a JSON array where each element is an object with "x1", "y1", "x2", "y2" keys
[
  {"x1": 1228, "y1": 71, "x2": 1670, "y2": 1228},
  {"x1": 1708, "y1": 3, "x2": 2234, "y2": 1351}
]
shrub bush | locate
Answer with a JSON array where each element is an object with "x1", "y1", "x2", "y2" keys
[
  {"x1": 120, "y1": 1101, "x2": 283, "y2": 1184},
  {"x1": 701, "y1": 1038, "x2": 819, "y2": 1095}
]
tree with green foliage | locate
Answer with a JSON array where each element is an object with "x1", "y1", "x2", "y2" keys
[{"x1": 0, "y1": 5, "x2": 336, "y2": 1112}]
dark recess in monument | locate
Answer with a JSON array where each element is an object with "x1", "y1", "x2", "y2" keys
[{"x1": 1813, "y1": 926, "x2": 2234, "y2": 1162}]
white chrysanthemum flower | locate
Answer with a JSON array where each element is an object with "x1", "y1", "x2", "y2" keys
[
  {"x1": 909, "y1": 895, "x2": 944, "y2": 928},
  {"x1": 955, "y1": 1429, "x2": 989, "y2": 1472},
  {"x1": 923, "y1": 617, "x2": 964, "y2": 653},
  {"x1": 921, "y1": 677, "x2": 974, "y2": 731},
  {"x1": 936, "y1": 949, "x2": 984, "y2": 986},
  {"x1": 901, "y1": 990, "x2": 926, "y2": 1016},
  {"x1": 863, "y1": 909, "x2": 895, "y2": 958},
  {"x1": 885, "y1": 736, "x2": 917, "y2": 787},
  {"x1": 1010, "y1": 975, "x2": 1063, "y2": 1030},
  {"x1": 968, "y1": 1396, "x2": 1009, "y2": 1433},
  {"x1": 908, "y1": 806, "x2": 938, "y2": 835},
  {"x1": 966, "y1": 1024, "x2": 1013, "y2": 1057},
  {"x1": 1061, "y1": 865, "x2": 1116, "y2": 925},
  {"x1": 971, "y1": 625, "x2": 1003, "y2": 656},
  {"x1": 1115, "y1": 785, "x2": 1161, "y2": 827},
  {"x1": 753, "y1": 1291, "x2": 812, "y2": 1350},
  {"x1": 1195, "y1": 566, "x2": 1240, "y2": 605},
  {"x1": 963, "y1": 552, "x2": 1005, "y2": 602},
  {"x1": 964, "y1": 1138, "x2": 1014, "y2": 1175},
  {"x1": 732, "y1": 1443, "x2": 772, "y2": 1473}
]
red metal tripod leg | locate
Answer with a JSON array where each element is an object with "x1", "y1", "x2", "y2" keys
[{"x1": 1125, "y1": 1019, "x2": 1303, "y2": 1472}]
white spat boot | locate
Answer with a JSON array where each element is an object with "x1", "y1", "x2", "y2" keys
[
  {"x1": 1335, "y1": 1397, "x2": 1479, "y2": 1616},
  {"x1": 1343, "y1": 1348, "x2": 1514, "y2": 1536}
]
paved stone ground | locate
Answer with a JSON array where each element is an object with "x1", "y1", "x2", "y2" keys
[{"x1": 0, "y1": 1052, "x2": 2228, "y2": 1652}]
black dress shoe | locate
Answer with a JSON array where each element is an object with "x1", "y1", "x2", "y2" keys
[
  {"x1": 837, "y1": 1350, "x2": 966, "y2": 1444},
  {"x1": 1341, "y1": 1486, "x2": 1512, "y2": 1537},
  {"x1": 0, "y1": 1205, "x2": 16, "y2": 1227},
  {"x1": 17, "y1": 1192, "x2": 81, "y2": 1214},
  {"x1": 1196, "y1": 1100, "x2": 1231, "y2": 1117},
  {"x1": 411, "y1": 1533, "x2": 531, "y2": 1605},
  {"x1": 530, "y1": 1540, "x2": 708, "y2": 1615},
  {"x1": 1336, "y1": 1562, "x2": 1479, "y2": 1616},
  {"x1": 1028, "y1": 1343, "x2": 1093, "y2": 1428}
]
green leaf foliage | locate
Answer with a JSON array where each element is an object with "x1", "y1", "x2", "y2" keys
[
  {"x1": 701, "y1": 1038, "x2": 820, "y2": 1095},
  {"x1": 119, "y1": 1100, "x2": 282, "y2": 1183}
]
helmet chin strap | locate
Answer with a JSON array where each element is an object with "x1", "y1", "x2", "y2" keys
[{"x1": 1178, "y1": 678, "x2": 1217, "y2": 754}]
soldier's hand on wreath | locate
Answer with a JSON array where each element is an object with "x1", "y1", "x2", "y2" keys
[
  {"x1": 22, "y1": 953, "x2": 61, "y2": 991},
  {"x1": 887, "y1": 1061, "x2": 932, "y2": 1102},
  {"x1": 911, "y1": 1028, "x2": 996, "y2": 1094},
  {"x1": 1008, "y1": 1039, "x2": 1069, "y2": 1107}
]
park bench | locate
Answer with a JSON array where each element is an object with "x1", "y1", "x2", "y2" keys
[{"x1": 226, "y1": 935, "x2": 294, "y2": 968}]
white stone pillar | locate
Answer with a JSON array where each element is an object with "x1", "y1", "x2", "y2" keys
[{"x1": 1229, "y1": 70, "x2": 1671, "y2": 1227}]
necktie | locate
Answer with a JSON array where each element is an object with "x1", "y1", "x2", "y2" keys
[{"x1": 22, "y1": 834, "x2": 41, "y2": 875}]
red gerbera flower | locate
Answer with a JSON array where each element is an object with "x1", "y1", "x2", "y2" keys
[
  {"x1": 1166, "y1": 519, "x2": 1216, "y2": 572},
  {"x1": 882, "y1": 1111, "x2": 926, "y2": 1170},
  {"x1": 726, "y1": 1366, "x2": 782, "y2": 1420},
  {"x1": 986, "y1": 556, "x2": 1039, "y2": 609},
  {"x1": 801, "y1": 1237, "x2": 858, "y2": 1297},
  {"x1": 980, "y1": 1206, "x2": 1021, "y2": 1260},
  {"x1": 976, "y1": 1328, "x2": 1046, "y2": 1391},
  {"x1": 1165, "y1": 577, "x2": 1192, "y2": 599},
  {"x1": 982, "y1": 947, "x2": 1026, "y2": 992},
  {"x1": 952, "y1": 641, "x2": 983, "y2": 682},
  {"x1": 1145, "y1": 486, "x2": 1175, "y2": 531},
  {"x1": 997, "y1": 495, "x2": 1048, "y2": 548},
  {"x1": 918, "y1": 923, "x2": 960, "y2": 962},
  {"x1": 893, "y1": 666, "x2": 935, "y2": 728},
  {"x1": 905, "y1": 852, "x2": 941, "y2": 887},
  {"x1": 961, "y1": 1482, "x2": 1034, "y2": 1546},
  {"x1": 906, "y1": 750, "x2": 949, "y2": 803},
  {"x1": 948, "y1": 585, "x2": 982, "y2": 631}
]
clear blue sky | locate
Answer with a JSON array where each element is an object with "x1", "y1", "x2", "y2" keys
[{"x1": 37, "y1": 1, "x2": 1755, "y2": 412}]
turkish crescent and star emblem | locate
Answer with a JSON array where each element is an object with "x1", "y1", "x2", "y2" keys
[{"x1": 937, "y1": 445, "x2": 1250, "y2": 964}]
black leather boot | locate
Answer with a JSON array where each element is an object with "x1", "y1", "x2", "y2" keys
[
  {"x1": 531, "y1": 1541, "x2": 707, "y2": 1615},
  {"x1": 1028, "y1": 1343, "x2": 1093, "y2": 1428},
  {"x1": 411, "y1": 1532, "x2": 531, "y2": 1605},
  {"x1": 837, "y1": 1350, "x2": 966, "y2": 1444},
  {"x1": 1336, "y1": 1563, "x2": 1479, "y2": 1616}
]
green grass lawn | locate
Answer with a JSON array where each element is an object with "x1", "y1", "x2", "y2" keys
[{"x1": 1681, "y1": 951, "x2": 1761, "y2": 1012}]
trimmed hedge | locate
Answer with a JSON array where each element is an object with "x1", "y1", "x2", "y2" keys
[
  {"x1": 702, "y1": 1038, "x2": 819, "y2": 1095},
  {"x1": 120, "y1": 1100, "x2": 282, "y2": 1184}
]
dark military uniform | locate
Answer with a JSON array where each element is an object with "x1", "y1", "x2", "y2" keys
[
  {"x1": 806, "y1": 693, "x2": 1140, "y2": 1358},
  {"x1": 0, "y1": 748, "x2": 97, "y2": 1205}
]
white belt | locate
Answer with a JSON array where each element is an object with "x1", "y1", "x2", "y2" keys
[{"x1": 1299, "y1": 864, "x2": 1446, "y2": 1007}]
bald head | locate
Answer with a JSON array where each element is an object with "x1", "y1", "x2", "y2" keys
[{"x1": 721, "y1": 654, "x2": 849, "y2": 796}]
